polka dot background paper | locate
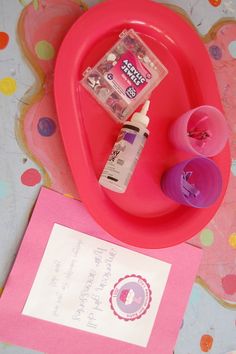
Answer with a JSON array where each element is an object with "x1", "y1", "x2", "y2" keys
[{"x1": 0, "y1": 0, "x2": 235, "y2": 353}]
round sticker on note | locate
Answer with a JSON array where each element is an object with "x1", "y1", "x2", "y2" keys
[{"x1": 110, "y1": 275, "x2": 152, "y2": 321}]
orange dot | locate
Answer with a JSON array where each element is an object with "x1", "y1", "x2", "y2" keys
[
  {"x1": 0, "y1": 32, "x2": 9, "y2": 49},
  {"x1": 208, "y1": 0, "x2": 221, "y2": 6},
  {"x1": 200, "y1": 334, "x2": 214, "y2": 352}
]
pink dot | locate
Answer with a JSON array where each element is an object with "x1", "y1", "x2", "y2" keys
[
  {"x1": 221, "y1": 274, "x2": 236, "y2": 295},
  {"x1": 21, "y1": 168, "x2": 41, "y2": 186}
]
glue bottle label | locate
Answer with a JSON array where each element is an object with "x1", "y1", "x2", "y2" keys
[{"x1": 99, "y1": 125, "x2": 148, "y2": 193}]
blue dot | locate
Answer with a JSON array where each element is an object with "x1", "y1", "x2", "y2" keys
[
  {"x1": 37, "y1": 117, "x2": 56, "y2": 137},
  {"x1": 0, "y1": 180, "x2": 9, "y2": 198},
  {"x1": 209, "y1": 45, "x2": 222, "y2": 60}
]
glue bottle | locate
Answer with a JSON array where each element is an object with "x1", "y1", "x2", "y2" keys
[{"x1": 99, "y1": 100, "x2": 150, "y2": 193}]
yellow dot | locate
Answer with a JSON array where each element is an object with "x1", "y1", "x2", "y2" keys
[
  {"x1": 0, "y1": 77, "x2": 17, "y2": 95},
  {"x1": 33, "y1": 0, "x2": 39, "y2": 10},
  {"x1": 35, "y1": 40, "x2": 55, "y2": 60},
  {"x1": 228, "y1": 232, "x2": 236, "y2": 249}
]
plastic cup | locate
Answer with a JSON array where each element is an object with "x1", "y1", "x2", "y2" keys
[
  {"x1": 161, "y1": 157, "x2": 222, "y2": 208},
  {"x1": 169, "y1": 105, "x2": 228, "y2": 157}
]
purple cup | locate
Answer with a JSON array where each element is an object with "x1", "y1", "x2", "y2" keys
[
  {"x1": 161, "y1": 157, "x2": 222, "y2": 208},
  {"x1": 169, "y1": 105, "x2": 229, "y2": 157}
]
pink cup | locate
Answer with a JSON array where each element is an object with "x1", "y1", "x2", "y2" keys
[{"x1": 169, "y1": 105, "x2": 228, "y2": 157}]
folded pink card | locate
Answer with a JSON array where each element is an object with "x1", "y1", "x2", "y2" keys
[{"x1": 0, "y1": 187, "x2": 202, "y2": 354}]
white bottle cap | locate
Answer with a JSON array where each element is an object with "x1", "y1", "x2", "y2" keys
[{"x1": 131, "y1": 100, "x2": 150, "y2": 127}]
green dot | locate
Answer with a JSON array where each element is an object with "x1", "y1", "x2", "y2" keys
[
  {"x1": 200, "y1": 228, "x2": 214, "y2": 246},
  {"x1": 35, "y1": 40, "x2": 55, "y2": 60}
]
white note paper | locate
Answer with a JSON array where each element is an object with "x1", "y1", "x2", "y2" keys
[{"x1": 23, "y1": 224, "x2": 171, "y2": 347}]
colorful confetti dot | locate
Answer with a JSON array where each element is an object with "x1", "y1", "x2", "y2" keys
[
  {"x1": 0, "y1": 77, "x2": 17, "y2": 95},
  {"x1": 209, "y1": 45, "x2": 222, "y2": 60},
  {"x1": 0, "y1": 181, "x2": 9, "y2": 198},
  {"x1": 231, "y1": 160, "x2": 236, "y2": 176},
  {"x1": 37, "y1": 117, "x2": 56, "y2": 137},
  {"x1": 200, "y1": 334, "x2": 214, "y2": 352},
  {"x1": 228, "y1": 232, "x2": 236, "y2": 249},
  {"x1": 33, "y1": 0, "x2": 39, "y2": 10},
  {"x1": 208, "y1": 0, "x2": 221, "y2": 6},
  {"x1": 21, "y1": 168, "x2": 41, "y2": 187},
  {"x1": 0, "y1": 31, "x2": 9, "y2": 49},
  {"x1": 200, "y1": 229, "x2": 214, "y2": 247},
  {"x1": 35, "y1": 40, "x2": 55, "y2": 60},
  {"x1": 228, "y1": 40, "x2": 236, "y2": 59},
  {"x1": 222, "y1": 274, "x2": 236, "y2": 295}
]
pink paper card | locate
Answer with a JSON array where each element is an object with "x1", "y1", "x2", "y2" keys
[{"x1": 0, "y1": 187, "x2": 202, "y2": 354}]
